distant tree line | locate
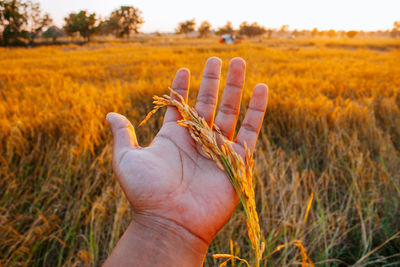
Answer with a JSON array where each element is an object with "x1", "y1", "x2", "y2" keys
[
  {"x1": 1, "y1": 0, "x2": 399, "y2": 46},
  {"x1": 174, "y1": 19, "x2": 400, "y2": 39},
  {"x1": 0, "y1": 0, "x2": 144, "y2": 46},
  {"x1": 175, "y1": 19, "x2": 268, "y2": 38}
]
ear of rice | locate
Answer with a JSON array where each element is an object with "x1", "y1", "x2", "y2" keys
[{"x1": 140, "y1": 88, "x2": 265, "y2": 267}]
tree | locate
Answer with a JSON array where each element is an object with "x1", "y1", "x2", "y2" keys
[
  {"x1": 216, "y1": 21, "x2": 234, "y2": 35},
  {"x1": 64, "y1": 10, "x2": 101, "y2": 42},
  {"x1": 198, "y1": 21, "x2": 211, "y2": 38},
  {"x1": 23, "y1": 0, "x2": 52, "y2": 45},
  {"x1": 0, "y1": 0, "x2": 51, "y2": 46},
  {"x1": 238, "y1": 22, "x2": 266, "y2": 38},
  {"x1": 266, "y1": 29, "x2": 273, "y2": 39},
  {"x1": 391, "y1": 21, "x2": 400, "y2": 38},
  {"x1": 292, "y1": 29, "x2": 300, "y2": 38},
  {"x1": 0, "y1": 0, "x2": 28, "y2": 45},
  {"x1": 103, "y1": 6, "x2": 144, "y2": 38},
  {"x1": 42, "y1": 25, "x2": 63, "y2": 43},
  {"x1": 175, "y1": 19, "x2": 195, "y2": 35},
  {"x1": 0, "y1": 1, "x2": 3, "y2": 22},
  {"x1": 327, "y1": 29, "x2": 337, "y2": 38},
  {"x1": 278, "y1": 24, "x2": 289, "y2": 36},
  {"x1": 346, "y1": 30, "x2": 358, "y2": 38},
  {"x1": 311, "y1": 27, "x2": 319, "y2": 37}
]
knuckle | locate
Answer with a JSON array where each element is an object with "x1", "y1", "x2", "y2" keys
[
  {"x1": 242, "y1": 123, "x2": 257, "y2": 133},
  {"x1": 226, "y1": 82, "x2": 242, "y2": 91},
  {"x1": 197, "y1": 93, "x2": 217, "y2": 106},
  {"x1": 203, "y1": 72, "x2": 220, "y2": 80},
  {"x1": 250, "y1": 106, "x2": 265, "y2": 113},
  {"x1": 172, "y1": 87, "x2": 187, "y2": 94},
  {"x1": 219, "y1": 103, "x2": 239, "y2": 116}
]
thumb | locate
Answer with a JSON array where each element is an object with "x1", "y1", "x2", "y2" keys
[{"x1": 106, "y1": 113, "x2": 139, "y2": 156}]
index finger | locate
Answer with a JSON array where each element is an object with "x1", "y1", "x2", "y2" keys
[{"x1": 163, "y1": 68, "x2": 190, "y2": 124}]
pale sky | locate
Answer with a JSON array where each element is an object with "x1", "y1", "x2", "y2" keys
[{"x1": 38, "y1": 0, "x2": 399, "y2": 32}]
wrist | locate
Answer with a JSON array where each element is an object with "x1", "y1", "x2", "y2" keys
[{"x1": 104, "y1": 212, "x2": 209, "y2": 267}]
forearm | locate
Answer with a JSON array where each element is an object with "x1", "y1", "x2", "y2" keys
[{"x1": 103, "y1": 213, "x2": 209, "y2": 267}]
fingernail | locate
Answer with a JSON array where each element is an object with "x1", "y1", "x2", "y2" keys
[{"x1": 106, "y1": 112, "x2": 116, "y2": 123}]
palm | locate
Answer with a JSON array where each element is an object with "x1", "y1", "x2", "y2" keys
[{"x1": 108, "y1": 57, "x2": 268, "y2": 245}]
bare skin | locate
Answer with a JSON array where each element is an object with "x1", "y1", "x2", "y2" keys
[{"x1": 104, "y1": 57, "x2": 268, "y2": 267}]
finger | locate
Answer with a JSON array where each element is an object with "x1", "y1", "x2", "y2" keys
[
  {"x1": 195, "y1": 57, "x2": 222, "y2": 126},
  {"x1": 163, "y1": 68, "x2": 190, "y2": 124},
  {"x1": 107, "y1": 112, "x2": 138, "y2": 157},
  {"x1": 214, "y1": 57, "x2": 246, "y2": 140},
  {"x1": 235, "y1": 84, "x2": 268, "y2": 153}
]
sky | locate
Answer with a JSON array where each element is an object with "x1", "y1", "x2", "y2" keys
[{"x1": 38, "y1": 0, "x2": 399, "y2": 33}]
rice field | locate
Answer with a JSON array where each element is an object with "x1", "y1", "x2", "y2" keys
[{"x1": 1, "y1": 38, "x2": 400, "y2": 266}]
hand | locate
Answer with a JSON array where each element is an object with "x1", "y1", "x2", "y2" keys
[{"x1": 104, "y1": 57, "x2": 268, "y2": 267}]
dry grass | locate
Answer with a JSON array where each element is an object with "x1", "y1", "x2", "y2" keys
[{"x1": 0, "y1": 38, "x2": 400, "y2": 266}]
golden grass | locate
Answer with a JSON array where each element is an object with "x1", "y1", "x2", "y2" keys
[{"x1": 0, "y1": 38, "x2": 400, "y2": 266}]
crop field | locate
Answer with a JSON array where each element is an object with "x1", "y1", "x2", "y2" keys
[{"x1": 1, "y1": 38, "x2": 400, "y2": 266}]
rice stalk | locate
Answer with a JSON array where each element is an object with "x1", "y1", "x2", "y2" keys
[{"x1": 140, "y1": 88, "x2": 265, "y2": 267}]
